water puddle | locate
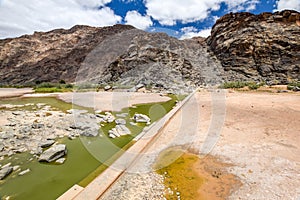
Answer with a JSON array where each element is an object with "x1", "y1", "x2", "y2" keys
[{"x1": 154, "y1": 147, "x2": 241, "y2": 200}]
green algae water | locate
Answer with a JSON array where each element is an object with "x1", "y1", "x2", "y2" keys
[
  {"x1": 0, "y1": 94, "x2": 183, "y2": 200},
  {"x1": 0, "y1": 138, "x2": 100, "y2": 200}
]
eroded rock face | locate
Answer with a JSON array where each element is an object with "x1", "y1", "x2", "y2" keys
[
  {"x1": 0, "y1": 10, "x2": 299, "y2": 87},
  {"x1": 0, "y1": 24, "x2": 224, "y2": 90},
  {"x1": 0, "y1": 24, "x2": 135, "y2": 85},
  {"x1": 207, "y1": 10, "x2": 300, "y2": 84}
]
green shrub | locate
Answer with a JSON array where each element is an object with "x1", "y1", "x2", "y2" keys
[
  {"x1": 65, "y1": 84, "x2": 73, "y2": 88},
  {"x1": 220, "y1": 81, "x2": 265, "y2": 90},
  {"x1": 287, "y1": 81, "x2": 300, "y2": 90},
  {"x1": 220, "y1": 81, "x2": 247, "y2": 89},
  {"x1": 34, "y1": 87, "x2": 63, "y2": 93},
  {"x1": 59, "y1": 80, "x2": 66, "y2": 84}
]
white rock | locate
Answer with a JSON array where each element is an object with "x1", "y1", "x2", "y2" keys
[
  {"x1": 133, "y1": 114, "x2": 151, "y2": 124},
  {"x1": 55, "y1": 158, "x2": 66, "y2": 164},
  {"x1": 18, "y1": 168, "x2": 30, "y2": 176}
]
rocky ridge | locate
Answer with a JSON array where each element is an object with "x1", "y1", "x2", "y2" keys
[
  {"x1": 207, "y1": 10, "x2": 300, "y2": 84},
  {"x1": 0, "y1": 10, "x2": 299, "y2": 88},
  {"x1": 0, "y1": 24, "x2": 134, "y2": 85}
]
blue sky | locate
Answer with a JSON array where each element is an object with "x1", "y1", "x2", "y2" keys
[{"x1": 0, "y1": 0, "x2": 299, "y2": 39}]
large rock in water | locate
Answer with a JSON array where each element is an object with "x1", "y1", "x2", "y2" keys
[
  {"x1": 133, "y1": 114, "x2": 151, "y2": 124},
  {"x1": 38, "y1": 144, "x2": 67, "y2": 163},
  {"x1": 0, "y1": 167, "x2": 13, "y2": 180},
  {"x1": 207, "y1": 10, "x2": 300, "y2": 84}
]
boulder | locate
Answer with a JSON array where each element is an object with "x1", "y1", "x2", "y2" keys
[
  {"x1": 69, "y1": 114, "x2": 100, "y2": 136},
  {"x1": 104, "y1": 85, "x2": 112, "y2": 91},
  {"x1": 108, "y1": 125, "x2": 131, "y2": 138},
  {"x1": 115, "y1": 118, "x2": 126, "y2": 125},
  {"x1": 66, "y1": 109, "x2": 88, "y2": 115},
  {"x1": 133, "y1": 114, "x2": 151, "y2": 124},
  {"x1": 39, "y1": 140, "x2": 55, "y2": 148},
  {"x1": 135, "y1": 83, "x2": 145, "y2": 90},
  {"x1": 116, "y1": 125, "x2": 131, "y2": 136},
  {"x1": 55, "y1": 158, "x2": 66, "y2": 164},
  {"x1": 38, "y1": 144, "x2": 67, "y2": 163},
  {"x1": 32, "y1": 123, "x2": 44, "y2": 129},
  {"x1": 0, "y1": 166, "x2": 13, "y2": 180},
  {"x1": 104, "y1": 112, "x2": 115, "y2": 123},
  {"x1": 18, "y1": 169, "x2": 30, "y2": 176},
  {"x1": 109, "y1": 129, "x2": 120, "y2": 138}
]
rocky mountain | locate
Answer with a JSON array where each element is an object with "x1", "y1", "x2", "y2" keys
[
  {"x1": 0, "y1": 24, "x2": 135, "y2": 85},
  {"x1": 207, "y1": 10, "x2": 300, "y2": 84},
  {"x1": 0, "y1": 10, "x2": 299, "y2": 89},
  {"x1": 75, "y1": 29, "x2": 224, "y2": 91}
]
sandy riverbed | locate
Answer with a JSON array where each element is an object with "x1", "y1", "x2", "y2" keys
[
  {"x1": 0, "y1": 88, "x2": 33, "y2": 98},
  {"x1": 100, "y1": 90, "x2": 300, "y2": 200},
  {"x1": 58, "y1": 92, "x2": 171, "y2": 111}
]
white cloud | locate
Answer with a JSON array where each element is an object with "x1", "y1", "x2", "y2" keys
[
  {"x1": 225, "y1": 0, "x2": 260, "y2": 12},
  {"x1": 180, "y1": 28, "x2": 211, "y2": 39},
  {"x1": 125, "y1": 11, "x2": 153, "y2": 30},
  {"x1": 145, "y1": 0, "x2": 221, "y2": 25},
  {"x1": 0, "y1": 0, "x2": 121, "y2": 39},
  {"x1": 181, "y1": 26, "x2": 198, "y2": 33},
  {"x1": 274, "y1": 0, "x2": 300, "y2": 11},
  {"x1": 144, "y1": 0, "x2": 261, "y2": 26}
]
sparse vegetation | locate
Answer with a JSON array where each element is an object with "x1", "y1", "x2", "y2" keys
[
  {"x1": 220, "y1": 81, "x2": 265, "y2": 90},
  {"x1": 287, "y1": 81, "x2": 300, "y2": 91},
  {"x1": 34, "y1": 82, "x2": 74, "y2": 93}
]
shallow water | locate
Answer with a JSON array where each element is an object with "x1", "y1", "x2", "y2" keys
[{"x1": 0, "y1": 94, "x2": 182, "y2": 200}]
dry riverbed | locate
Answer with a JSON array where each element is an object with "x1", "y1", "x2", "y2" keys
[{"x1": 100, "y1": 90, "x2": 300, "y2": 200}]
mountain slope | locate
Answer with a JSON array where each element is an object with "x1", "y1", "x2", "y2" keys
[
  {"x1": 207, "y1": 10, "x2": 300, "y2": 84},
  {"x1": 0, "y1": 24, "x2": 134, "y2": 85},
  {"x1": 0, "y1": 10, "x2": 299, "y2": 88}
]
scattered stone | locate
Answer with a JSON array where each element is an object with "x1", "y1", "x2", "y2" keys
[
  {"x1": 0, "y1": 144, "x2": 4, "y2": 151},
  {"x1": 104, "y1": 85, "x2": 112, "y2": 91},
  {"x1": 108, "y1": 125, "x2": 131, "y2": 138},
  {"x1": 115, "y1": 119, "x2": 126, "y2": 125},
  {"x1": 292, "y1": 86, "x2": 300, "y2": 92},
  {"x1": 47, "y1": 134, "x2": 57, "y2": 140},
  {"x1": 116, "y1": 113, "x2": 128, "y2": 118},
  {"x1": 108, "y1": 132, "x2": 117, "y2": 138},
  {"x1": 13, "y1": 165, "x2": 20, "y2": 171},
  {"x1": 55, "y1": 158, "x2": 66, "y2": 164},
  {"x1": 0, "y1": 166, "x2": 13, "y2": 180},
  {"x1": 68, "y1": 134, "x2": 76, "y2": 140},
  {"x1": 32, "y1": 123, "x2": 44, "y2": 129},
  {"x1": 104, "y1": 112, "x2": 115, "y2": 123},
  {"x1": 2, "y1": 163, "x2": 12, "y2": 169},
  {"x1": 39, "y1": 140, "x2": 55, "y2": 148},
  {"x1": 38, "y1": 144, "x2": 67, "y2": 163},
  {"x1": 66, "y1": 109, "x2": 87, "y2": 115},
  {"x1": 18, "y1": 168, "x2": 30, "y2": 176},
  {"x1": 95, "y1": 110, "x2": 102, "y2": 114},
  {"x1": 130, "y1": 122, "x2": 137, "y2": 126},
  {"x1": 12, "y1": 111, "x2": 22, "y2": 116},
  {"x1": 116, "y1": 125, "x2": 131, "y2": 136},
  {"x1": 135, "y1": 83, "x2": 145, "y2": 90},
  {"x1": 133, "y1": 114, "x2": 151, "y2": 124}
]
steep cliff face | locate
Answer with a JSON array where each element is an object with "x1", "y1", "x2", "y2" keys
[
  {"x1": 0, "y1": 24, "x2": 224, "y2": 90},
  {"x1": 0, "y1": 24, "x2": 135, "y2": 85},
  {"x1": 76, "y1": 29, "x2": 224, "y2": 91},
  {"x1": 207, "y1": 10, "x2": 300, "y2": 84}
]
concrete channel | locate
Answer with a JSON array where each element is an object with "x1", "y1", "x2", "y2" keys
[{"x1": 58, "y1": 89, "x2": 198, "y2": 200}]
